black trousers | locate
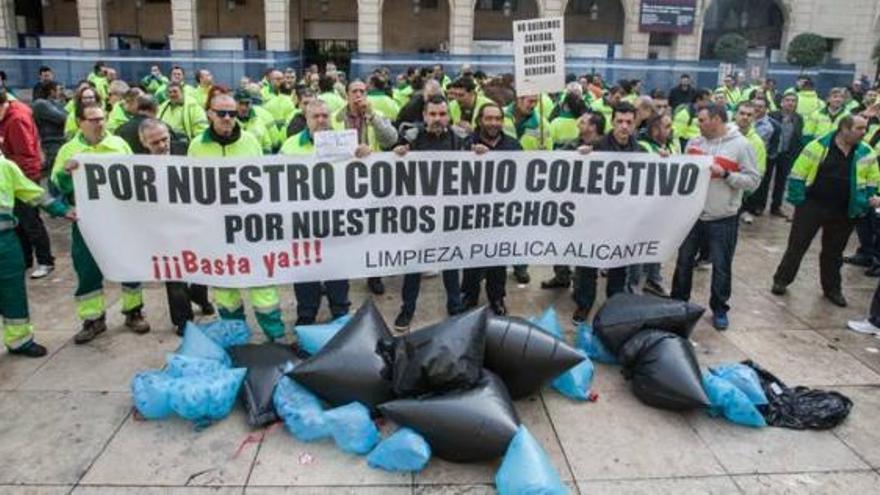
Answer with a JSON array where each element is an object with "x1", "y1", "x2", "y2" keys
[
  {"x1": 462, "y1": 266, "x2": 506, "y2": 305},
  {"x1": 747, "y1": 153, "x2": 795, "y2": 213},
  {"x1": 165, "y1": 282, "x2": 210, "y2": 327},
  {"x1": 14, "y1": 200, "x2": 53, "y2": 268},
  {"x1": 773, "y1": 200, "x2": 856, "y2": 294}
]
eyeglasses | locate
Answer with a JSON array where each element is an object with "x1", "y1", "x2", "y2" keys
[{"x1": 211, "y1": 109, "x2": 236, "y2": 119}]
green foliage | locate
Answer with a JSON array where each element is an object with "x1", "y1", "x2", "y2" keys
[
  {"x1": 714, "y1": 33, "x2": 749, "y2": 63},
  {"x1": 786, "y1": 33, "x2": 828, "y2": 69}
]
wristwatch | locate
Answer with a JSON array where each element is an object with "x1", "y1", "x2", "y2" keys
[{"x1": 722, "y1": 170, "x2": 731, "y2": 179}]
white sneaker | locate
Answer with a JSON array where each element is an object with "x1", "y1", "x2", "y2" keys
[
  {"x1": 741, "y1": 212, "x2": 754, "y2": 224},
  {"x1": 30, "y1": 264, "x2": 54, "y2": 279},
  {"x1": 847, "y1": 318, "x2": 880, "y2": 335}
]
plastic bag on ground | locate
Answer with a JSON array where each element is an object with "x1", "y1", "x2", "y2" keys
[
  {"x1": 484, "y1": 315, "x2": 585, "y2": 399},
  {"x1": 709, "y1": 363, "x2": 767, "y2": 406},
  {"x1": 529, "y1": 307, "x2": 594, "y2": 401},
  {"x1": 378, "y1": 369, "x2": 520, "y2": 463},
  {"x1": 228, "y1": 343, "x2": 301, "y2": 427},
  {"x1": 323, "y1": 402, "x2": 381, "y2": 455},
  {"x1": 594, "y1": 293, "x2": 705, "y2": 354},
  {"x1": 703, "y1": 374, "x2": 766, "y2": 427},
  {"x1": 495, "y1": 425, "x2": 567, "y2": 495},
  {"x1": 167, "y1": 367, "x2": 246, "y2": 423},
  {"x1": 295, "y1": 314, "x2": 354, "y2": 356},
  {"x1": 291, "y1": 300, "x2": 394, "y2": 409},
  {"x1": 744, "y1": 360, "x2": 853, "y2": 430},
  {"x1": 131, "y1": 371, "x2": 175, "y2": 420},
  {"x1": 619, "y1": 330, "x2": 710, "y2": 410},
  {"x1": 389, "y1": 306, "x2": 487, "y2": 397},
  {"x1": 575, "y1": 323, "x2": 619, "y2": 365},
  {"x1": 366, "y1": 428, "x2": 431, "y2": 472},
  {"x1": 165, "y1": 353, "x2": 228, "y2": 378},
  {"x1": 273, "y1": 376, "x2": 330, "y2": 442},
  {"x1": 178, "y1": 323, "x2": 231, "y2": 367},
  {"x1": 198, "y1": 319, "x2": 251, "y2": 348}
]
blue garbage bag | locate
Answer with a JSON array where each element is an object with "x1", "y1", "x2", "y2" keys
[
  {"x1": 167, "y1": 368, "x2": 246, "y2": 423},
  {"x1": 703, "y1": 374, "x2": 766, "y2": 428},
  {"x1": 178, "y1": 323, "x2": 231, "y2": 366},
  {"x1": 295, "y1": 314, "x2": 353, "y2": 356},
  {"x1": 165, "y1": 353, "x2": 228, "y2": 378},
  {"x1": 496, "y1": 425, "x2": 567, "y2": 495},
  {"x1": 323, "y1": 402, "x2": 381, "y2": 455},
  {"x1": 575, "y1": 323, "x2": 618, "y2": 365},
  {"x1": 366, "y1": 428, "x2": 431, "y2": 472},
  {"x1": 131, "y1": 370, "x2": 175, "y2": 420},
  {"x1": 710, "y1": 363, "x2": 768, "y2": 405},
  {"x1": 530, "y1": 308, "x2": 595, "y2": 401},
  {"x1": 273, "y1": 376, "x2": 330, "y2": 442},
  {"x1": 198, "y1": 319, "x2": 251, "y2": 348}
]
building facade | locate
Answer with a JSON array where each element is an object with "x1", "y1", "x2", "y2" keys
[{"x1": 1, "y1": 0, "x2": 878, "y2": 77}]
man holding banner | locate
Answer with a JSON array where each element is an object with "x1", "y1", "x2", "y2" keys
[
  {"x1": 52, "y1": 103, "x2": 152, "y2": 344},
  {"x1": 392, "y1": 95, "x2": 468, "y2": 331},
  {"x1": 672, "y1": 103, "x2": 761, "y2": 330},
  {"x1": 187, "y1": 91, "x2": 285, "y2": 341}
]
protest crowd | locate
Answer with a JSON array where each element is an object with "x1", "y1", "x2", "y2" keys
[{"x1": 2, "y1": 59, "x2": 880, "y2": 360}]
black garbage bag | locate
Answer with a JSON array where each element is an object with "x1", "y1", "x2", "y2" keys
[
  {"x1": 291, "y1": 300, "x2": 394, "y2": 409},
  {"x1": 743, "y1": 360, "x2": 853, "y2": 430},
  {"x1": 228, "y1": 343, "x2": 301, "y2": 427},
  {"x1": 484, "y1": 315, "x2": 585, "y2": 399},
  {"x1": 594, "y1": 293, "x2": 705, "y2": 354},
  {"x1": 389, "y1": 306, "x2": 488, "y2": 397},
  {"x1": 619, "y1": 329, "x2": 710, "y2": 410},
  {"x1": 378, "y1": 369, "x2": 520, "y2": 463}
]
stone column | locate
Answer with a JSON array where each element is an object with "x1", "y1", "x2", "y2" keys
[
  {"x1": 621, "y1": 0, "x2": 649, "y2": 59},
  {"x1": 449, "y1": 0, "x2": 474, "y2": 55},
  {"x1": 77, "y1": 0, "x2": 109, "y2": 49},
  {"x1": 264, "y1": 0, "x2": 290, "y2": 51},
  {"x1": 358, "y1": 0, "x2": 381, "y2": 53},
  {"x1": 0, "y1": 0, "x2": 16, "y2": 49},
  {"x1": 169, "y1": 0, "x2": 199, "y2": 50}
]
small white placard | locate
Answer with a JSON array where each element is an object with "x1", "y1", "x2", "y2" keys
[{"x1": 314, "y1": 130, "x2": 358, "y2": 160}]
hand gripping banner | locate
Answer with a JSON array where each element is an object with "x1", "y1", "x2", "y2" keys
[{"x1": 72, "y1": 151, "x2": 712, "y2": 287}]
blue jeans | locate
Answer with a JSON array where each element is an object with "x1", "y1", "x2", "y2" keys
[
  {"x1": 671, "y1": 216, "x2": 739, "y2": 313},
  {"x1": 627, "y1": 263, "x2": 662, "y2": 291},
  {"x1": 855, "y1": 209, "x2": 880, "y2": 263},
  {"x1": 400, "y1": 270, "x2": 462, "y2": 317},
  {"x1": 293, "y1": 280, "x2": 350, "y2": 321}
]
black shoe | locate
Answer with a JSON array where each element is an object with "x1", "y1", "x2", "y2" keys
[
  {"x1": 513, "y1": 267, "x2": 530, "y2": 284},
  {"x1": 866, "y1": 266, "x2": 880, "y2": 277},
  {"x1": 74, "y1": 317, "x2": 107, "y2": 345},
  {"x1": 751, "y1": 209, "x2": 764, "y2": 217},
  {"x1": 295, "y1": 316, "x2": 315, "y2": 326},
  {"x1": 571, "y1": 306, "x2": 591, "y2": 325},
  {"x1": 643, "y1": 280, "x2": 668, "y2": 297},
  {"x1": 824, "y1": 292, "x2": 848, "y2": 308},
  {"x1": 176, "y1": 324, "x2": 186, "y2": 337},
  {"x1": 540, "y1": 276, "x2": 571, "y2": 289},
  {"x1": 771, "y1": 283, "x2": 787, "y2": 296},
  {"x1": 200, "y1": 303, "x2": 215, "y2": 316},
  {"x1": 462, "y1": 298, "x2": 479, "y2": 311},
  {"x1": 367, "y1": 277, "x2": 385, "y2": 295},
  {"x1": 843, "y1": 254, "x2": 873, "y2": 267},
  {"x1": 769, "y1": 209, "x2": 788, "y2": 219},
  {"x1": 489, "y1": 300, "x2": 508, "y2": 316},
  {"x1": 394, "y1": 312, "x2": 412, "y2": 332},
  {"x1": 8, "y1": 341, "x2": 48, "y2": 358}
]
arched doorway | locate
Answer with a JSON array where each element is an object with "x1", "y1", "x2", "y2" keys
[
  {"x1": 106, "y1": 0, "x2": 172, "y2": 49},
  {"x1": 700, "y1": 0, "x2": 786, "y2": 60},
  {"x1": 381, "y1": 0, "x2": 451, "y2": 53},
  {"x1": 291, "y1": 0, "x2": 358, "y2": 73},
  {"x1": 563, "y1": 0, "x2": 625, "y2": 58},
  {"x1": 198, "y1": 0, "x2": 265, "y2": 50},
  {"x1": 472, "y1": 0, "x2": 540, "y2": 55}
]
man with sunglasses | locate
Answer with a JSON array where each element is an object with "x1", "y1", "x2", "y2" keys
[
  {"x1": 188, "y1": 92, "x2": 285, "y2": 342},
  {"x1": 52, "y1": 103, "x2": 152, "y2": 344}
]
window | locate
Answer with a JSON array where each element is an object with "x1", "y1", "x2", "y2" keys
[
  {"x1": 475, "y1": 0, "x2": 518, "y2": 11},
  {"x1": 567, "y1": 0, "x2": 597, "y2": 15}
]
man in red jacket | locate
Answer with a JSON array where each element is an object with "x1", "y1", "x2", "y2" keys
[{"x1": 0, "y1": 89, "x2": 55, "y2": 278}]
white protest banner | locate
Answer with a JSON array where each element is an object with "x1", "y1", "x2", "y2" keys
[
  {"x1": 513, "y1": 17, "x2": 565, "y2": 96},
  {"x1": 314, "y1": 129, "x2": 359, "y2": 161},
  {"x1": 72, "y1": 151, "x2": 712, "y2": 288}
]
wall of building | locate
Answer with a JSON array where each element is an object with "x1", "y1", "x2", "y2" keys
[
  {"x1": 41, "y1": 0, "x2": 80, "y2": 35},
  {"x1": 473, "y1": 0, "x2": 540, "y2": 40},
  {"x1": 382, "y1": 0, "x2": 450, "y2": 53},
  {"x1": 197, "y1": 0, "x2": 265, "y2": 47},
  {"x1": 106, "y1": 1, "x2": 173, "y2": 44},
  {"x1": 563, "y1": 0, "x2": 624, "y2": 43}
]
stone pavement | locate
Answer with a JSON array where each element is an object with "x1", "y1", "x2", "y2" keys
[{"x1": 2, "y1": 213, "x2": 880, "y2": 495}]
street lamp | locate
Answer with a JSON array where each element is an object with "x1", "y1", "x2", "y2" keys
[
  {"x1": 502, "y1": 0, "x2": 512, "y2": 17},
  {"x1": 320, "y1": 0, "x2": 330, "y2": 14},
  {"x1": 412, "y1": 0, "x2": 421, "y2": 15},
  {"x1": 227, "y1": 0, "x2": 236, "y2": 12},
  {"x1": 589, "y1": 1, "x2": 599, "y2": 21}
]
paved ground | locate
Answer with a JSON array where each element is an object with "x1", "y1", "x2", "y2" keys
[{"x1": 3, "y1": 211, "x2": 880, "y2": 495}]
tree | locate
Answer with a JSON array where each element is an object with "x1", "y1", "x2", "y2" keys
[
  {"x1": 786, "y1": 33, "x2": 828, "y2": 70},
  {"x1": 714, "y1": 33, "x2": 749, "y2": 64}
]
